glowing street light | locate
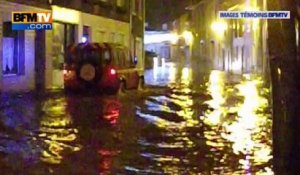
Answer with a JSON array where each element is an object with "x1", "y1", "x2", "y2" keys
[
  {"x1": 170, "y1": 33, "x2": 179, "y2": 44},
  {"x1": 181, "y1": 30, "x2": 193, "y2": 45},
  {"x1": 81, "y1": 36, "x2": 88, "y2": 43},
  {"x1": 211, "y1": 21, "x2": 228, "y2": 35}
]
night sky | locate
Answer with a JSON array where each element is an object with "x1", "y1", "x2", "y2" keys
[{"x1": 146, "y1": 0, "x2": 202, "y2": 30}]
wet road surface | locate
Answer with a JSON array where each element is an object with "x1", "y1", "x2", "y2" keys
[{"x1": 0, "y1": 63, "x2": 272, "y2": 174}]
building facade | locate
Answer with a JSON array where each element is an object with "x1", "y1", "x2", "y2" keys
[
  {"x1": 144, "y1": 31, "x2": 172, "y2": 60},
  {"x1": 130, "y1": 0, "x2": 145, "y2": 76},
  {"x1": 0, "y1": 0, "x2": 144, "y2": 92},
  {"x1": 171, "y1": 14, "x2": 193, "y2": 62},
  {"x1": 0, "y1": 0, "x2": 51, "y2": 92},
  {"x1": 171, "y1": 0, "x2": 268, "y2": 75}
]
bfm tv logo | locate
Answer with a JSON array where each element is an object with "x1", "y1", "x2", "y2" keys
[{"x1": 12, "y1": 12, "x2": 52, "y2": 30}]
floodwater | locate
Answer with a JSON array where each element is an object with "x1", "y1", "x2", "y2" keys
[{"x1": 0, "y1": 62, "x2": 272, "y2": 175}]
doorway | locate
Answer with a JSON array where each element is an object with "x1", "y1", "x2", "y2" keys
[
  {"x1": 52, "y1": 22, "x2": 75, "y2": 89},
  {"x1": 35, "y1": 30, "x2": 46, "y2": 91}
]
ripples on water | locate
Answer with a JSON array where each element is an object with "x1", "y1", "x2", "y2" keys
[
  {"x1": 39, "y1": 97, "x2": 81, "y2": 165},
  {"x1": 0, "y1": 66, "x2": 272, "y2": 175},
  {"x1": 135, "y1": 69, "x2": 273, "y2": 175},
  {"x1": 0, "y1": 93, "x2": 122, "y2": 174}
]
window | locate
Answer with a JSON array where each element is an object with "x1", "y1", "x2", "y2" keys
[
  {"x1": 118, "y1": 49, "x2": 126, "y2": 67},
  {"x1": 123, "y1": 49, "x2": 131, "y2": 68},
  {"x1": 81, "y1": 50, "x2": 100, "y2": 64},
  {"x1": 131, "y1": 0, "x2": 136, "y2": 14},
  {"x1": 117, "y1": 33, "x2": 125, "y2": 45},
  {"x1": 103, "y1": 49, "x2": 111, "y2": 64},
  {"x1": 117, "y1": 0, "x2": 125, "y2": 7},
  {"x1": 97, "y1": 31, "x2": 107, "y2": 43},
  {"x1": 95, "y1": 0, "x2": 112, "y2": 7},
  {"x1": 52, "y1": 22, "x2": 75, "y2": 70},
  {"x1": 110, "y1": 33, "x2": 115, "y2": 43},
  {"x1": 135, "y1": 38, "x2": 142, "y2": 64},
  {"x1": 102, "y1": 31, "x2": 107, "y2": 42},
  {"x1": 132, "y1": 0, "x2": 142, "y2": 17},
  {"x1": 137, "y1": 0, "x2": 142, "y2": 17},
  {"x1": 66, "y1": 24, "x2": 75, "y2": 45},
  {"x1": 135, "y1": 0, "x2": 139, "y2": 14},
  {"x1": 83, "y1": 25, "x2": 91, "y2": 42},
  {"x1": 112, "y1": 49, "x2": 119, "y2": 66},
  {"x1": 2, "y1": 22, "x2": 25, "y2": 75},
  {"x1": 131, "y1": 0, "x2": 143, "y2": 17},
  {"x1": 97, "y1": 0, "x2": 108, "y2": 2}
]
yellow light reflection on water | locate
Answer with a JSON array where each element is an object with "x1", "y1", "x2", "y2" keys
[
  {"x1": 205, "y1": 70, "x2": 226, "y2": 109},
  {"x1": 39, "y1": 98, "x2": 81, "y2": 164},
  {"x1": 203, "y1": 70, "x2": 227, "y2": 126},
  {"x1": 181, "y1": 67, "x2": 192, "y2": 85},
  {"x1": 202, "y1": 71, "x2": 273, "y2": 174},
  {"x1": 168, "y1": 63, "x2": 177, "y2": 82},
  {"x1": 169, "y1": 89, "x2": 198, "y2": 127},
  {"x1": 222, "y1": 76, "x2": 272, "y2": 172},
  {"x1": 137, "y1": 65, "x2": 199, "y2": 175}
]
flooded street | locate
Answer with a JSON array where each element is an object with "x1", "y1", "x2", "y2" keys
[{"x1": 0, "y1": 62, "x2": 272, "y2": 175}]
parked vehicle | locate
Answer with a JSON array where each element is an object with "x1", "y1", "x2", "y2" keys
[
  {"x1": 64, "y1": 42, "x2": 143, "y2": 94},
  {"x1": 104, "y1": 43, "x2": 142, "y2": 91}
]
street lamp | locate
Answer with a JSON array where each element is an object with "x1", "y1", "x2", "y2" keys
[
  {"x1": 211, "y1": 21, "x2": 227, "y2": 70},
  {"x1": 182, "y1": 30, "x2": 193, "y2": 45},
  {"x1": 170, "y1": 33, "x2": 179, "y2": 45},
  {"x1": 211, "y1": 21, "x2": 227, "y2": 36}
]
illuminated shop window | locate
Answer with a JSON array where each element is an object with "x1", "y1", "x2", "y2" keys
[{"x1": 52, "y1": 22, "x2": 75, "y2": 70}]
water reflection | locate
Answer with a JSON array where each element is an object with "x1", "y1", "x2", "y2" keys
[
  {"x1": 0, "y1": 94, "x2": 41, "y2": 174},
  {"x1": 64, "y1": 95, "x2": 122, "y2": 174},
  {"x1": 97, "y1": 98, "x2": 121, "y2": 175},
  {"x1": 135, "y1": 66, "x2": 201, "y2": 174},
  {"x1": 0, "y1": 93, "x2": 122, "y2": 174},
  {"x1": 135, "y1": 69, "x2": 272, "y2": 174},
  {"x1": 39, "y1": 97, "x2": 81, "y2": 164},
  {"x1": 181, "y1": 67, "x2": 192, "y2": 85},
  {"x1": 102, "y1": 98, "x2": 121, "y2": 126},
  {"x1": 203, "y1": 71, "x2": 273, "y2": 174},
  {"x1": 168, "y1": 63, "x2": 177, "y2": 83},
  {"x1": 203, "y1": 70, "x2": 226, "y2": 125},
  {"x1": 0, "y1": 68, "x2": 272, "y2": 174},
  {"x1": 145, "y1": 62, "x2": 178, "y2": 86},
  {"x1": 223, "y1": 76, "x2": 272, "y2": 169}
]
